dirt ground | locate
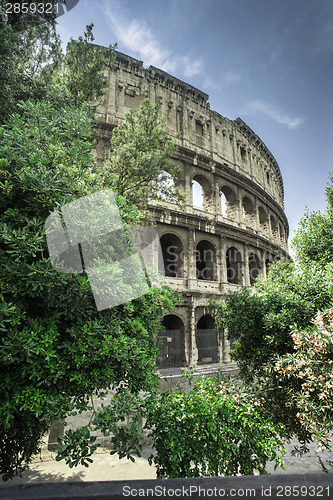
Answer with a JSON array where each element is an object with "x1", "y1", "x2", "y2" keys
[
  {"x1": 1, "y1": 437, "x2": 333, "y2": 486},
  {"x1": 0, "y1": 443, "x2": 157, "y2": 485}
]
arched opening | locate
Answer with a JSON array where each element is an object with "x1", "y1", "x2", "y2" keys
[
  {"x1": 196, "y1": 240, "x2": 217, "y2": 281},
  {"x1": 157, "y1": 171, "x2": 174, "y2": 201},
  {"x1": 157, "y1": 315, "x2": 185, "y2": 368},
  {"x1": 220, "y1": 185, "x2": 236, "y2": 219},
  {"x1": 279, "y1": 223, "x2": 285, "y2": 243},
  {"x1": 249, "y1": 253, "x2": 260, "y2": 285},
  {"x1": 192, "y1": 180, "x2": 204, "y2": 210},
  {"x1": 160, "y1": 233, "x2": 183, "y2": 278},
  {"x1": 270, "y1": 215, "x2": 278, "y2": 238},
  {"x1": 221, "y1": 192, "x2": 227, "y2": 216},
  {"x1": 192, "y1": 175, "x2": 212, "y2": 212},
  {"x1": 196, "y1": 315, "x2": 218, "y2": 364},
  {"x1": 258, "y1": 206, "x2": 268, "y2": 231},
  {"x1": 226, "y1": 247, "x2": 242, "y2": 284},
  {"x1": 242, "y1": 196, "x2": 254, "y2": 225}
]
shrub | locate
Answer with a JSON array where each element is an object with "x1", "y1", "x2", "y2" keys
[
  {"x1": 145, "y1": 376, "x2": 285, "y2": 478},
  {"x1": 271, "y1": 307, "x2": 333, "y2": 451}
]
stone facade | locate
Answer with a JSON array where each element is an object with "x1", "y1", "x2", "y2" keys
[{"x1": 96, "y1": 50, "x2": 289, "y2": 372}]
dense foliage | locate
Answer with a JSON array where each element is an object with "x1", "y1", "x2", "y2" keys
[
  {"x1": 211, "y1": 261, "x2": 333, "y2": 383},
  {"x1": 210, "y1": 174, "x2": 333, "y2": 451},
  {"x1": 48, "y1": 23, "x2": 117, "y2": 110},
  {"x1": 145, "y1": 376, "x2": 285, "y2": 478},
  {"x1": 0, "y1": 99, "x2": 179, "y2": 480},
  {"x1": 0, "y1": 0, "x2": 62, "y2": 123},
  {"x1": 0, "y1": 1, "x2": 116, "y2": 123},
  {"x1": 271, "y1": 308, "x2": 333, "y2": 450}
]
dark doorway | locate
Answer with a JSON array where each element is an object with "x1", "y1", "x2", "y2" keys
[
  {"x1": 196, "y1": 315, "x2": 218, "y2": 364},
  {"x1": 157, "y1": 315, "x2": 185, "y2": 368}
]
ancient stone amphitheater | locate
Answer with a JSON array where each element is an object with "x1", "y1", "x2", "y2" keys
[{"x1": 97, "y1": 51, "x2": 289, "y2": 374}]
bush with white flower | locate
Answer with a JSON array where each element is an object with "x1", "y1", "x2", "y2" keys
[{"x1": 272, "y1": 307, "x2": 333, "y2": 451}]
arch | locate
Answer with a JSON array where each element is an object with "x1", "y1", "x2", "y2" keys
[
  {"x1": 192, "y1": 174, "x2": 212, "y2": 212},
  {"x1": 226, "y1": 246, "x2": 243, "y2": 284},
  {"x1": 157, "y1": 171, "x2": 174, "y2": 201},
  {"x1": 196, "y1": 240, "x2": 217, "y2": 281},
  {"x1": 258, "y1": 206, "x2": 268, "y2": 227},
  {"x1": 279, "y1": 223, "x2": 285, "y2": 243},
  {"x1": 270, "y1": 215, "x2": 278, "y2": 237},
  {"x1": 192, "y1": 179, "x2": 204, "y2": 210},
  {"x1": 160, "y1": 233, "x2": 184, "y2": 278},
  {"x1": 196, "y1": 314, "x2": 218, "y2": 364},
  {"x1": 242, "y1": 196, "x2": 254, "y2": 223},
  {"x1": 157, "y1": 315, "x2": 185, "y2": 368},
  {"x1": 220, "y1": 185, "x2": 237, "y2": 219},
  {"x1": 249, "y1": 252, "x2": 260, "y2": 285},
  {"x1": 221, "y1": 191, "x2": 227, "y2": 216}
]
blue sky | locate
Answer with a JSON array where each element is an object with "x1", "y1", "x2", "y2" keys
[{"x1": 57, "y1": 0, "x2": 333, "y2": 245}]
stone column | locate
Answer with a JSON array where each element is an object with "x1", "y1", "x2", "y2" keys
[
  {"x1": 189, "y1": 297, "x2": 198, "y2": 365},
  {"x1": 183, "y1": 302, "x2": 191, "y2": 366},
  {"x1": 106, "y1": 70, "x2": 116, "y2": 119},
  {"x1": 248, "y1": 147, "x2": 253, "y2": 179},
  {"x1": 253, "y1": 198, "x2": 260, "y2": 233},
  {"x1": 237, "y1": 195, "x2": 244, "y2": 227},
  {"x1": 243, "y1": 244, "x2": 250, "y2": 287},
  {"x1": 218, "y1": 236, "x2": 227, "y2": 285},
  {"x1": 184, "y1": 165, "x2": 192, "y2": 211},
  {"x1": 187, "y1": 228, "x2": 196, "y2": 286},
  {"x1": 214, "y1": 176, "x2": 221, "y2": 216}
]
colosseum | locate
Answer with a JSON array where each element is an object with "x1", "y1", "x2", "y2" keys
[{"x1": 96, "y1": 50, "x2": 290, "y2": 376}]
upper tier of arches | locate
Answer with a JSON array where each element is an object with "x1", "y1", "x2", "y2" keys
[
  {"x1": 98, "y1": 50, "x2": 286, "y2": 212},
  {"x1": 155, "y1": 163, "x2": 289, "y2": 249}
]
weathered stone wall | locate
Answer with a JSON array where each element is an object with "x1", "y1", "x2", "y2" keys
[{"x1": 97, "y1": 50, "x2": 290, "y2": 371}]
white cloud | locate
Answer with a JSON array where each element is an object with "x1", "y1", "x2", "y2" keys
[
  {"x1": 202, "y1": 76, "x2": 219, "y2": 91},
  {"x1": 222, "y1": 71, "x2": 242, "y2": 86},
  {"x1": 181, "y1": 56, "x2": 203, "y2": 79},
  {"x1": 104, "y1": 2, "x2": 203, "y2": 79},
  {"x1": 243, "y1": 100, "x2": 303, "y2": 130}
]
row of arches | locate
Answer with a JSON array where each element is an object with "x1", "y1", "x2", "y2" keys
[
  {"x1": 197, "y1": 180, "x2": 286, "y2": 242},
  {"x1": 157, "y1": 172, "x2": 287, "y2": 244},
  {"x1": 160, "y1": 233, "x2": 280, "y2": 285},
  {"x1": 157, "y1": 314, "x2": 219, "y2": 368}
]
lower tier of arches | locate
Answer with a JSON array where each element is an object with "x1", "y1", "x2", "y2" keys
[{"x1": 156, "y1": 298, "x2": 236, "y2": 369}]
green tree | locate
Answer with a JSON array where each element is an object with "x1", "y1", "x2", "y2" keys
[
  {"x1": 60, "y1": 23, "x2": 117, "y2": 109},
  {"x1": 103, "y1": 99, "x2": 183, "y2": 210},
  {"x1": 271, "y1": 307, "x2": 333, "y2": 454},
  {"x1": 0, "y1": 100, "x2": 179, "y2": 481},
  {"x1": 0, "y1": 3, "x2": 116, "y2": 122},
  {"x1": 210, "y1": 172, "x2": 333, "y2": 447},
  {"x1": 0, "y1": 0, "x2": 63, "y2": 123}
]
